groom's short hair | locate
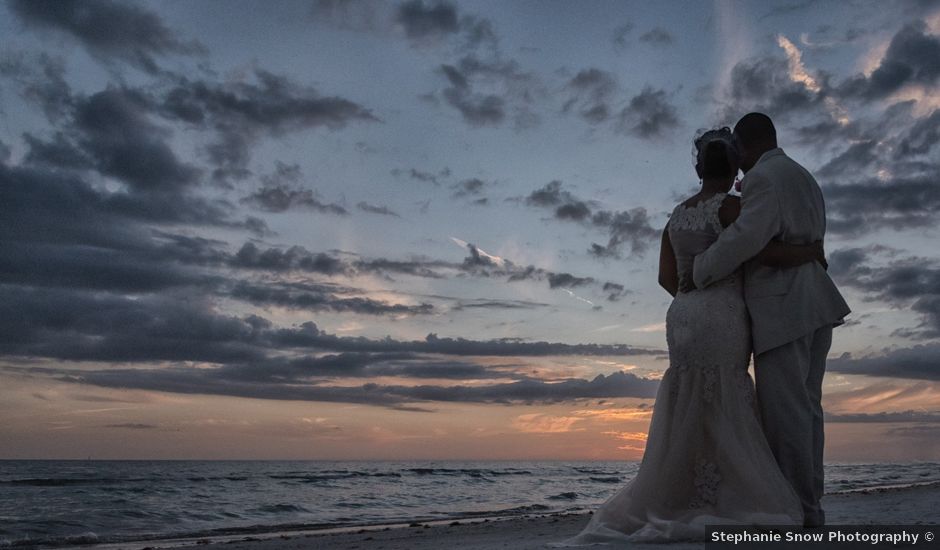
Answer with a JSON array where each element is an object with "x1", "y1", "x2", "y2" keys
[{"x1": 734, "y1": 112, "x2": 776, "y2": 146}]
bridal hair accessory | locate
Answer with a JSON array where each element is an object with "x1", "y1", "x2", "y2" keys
[
  {"x1": 693, "y1": 126, "x2": 740, "y2": 180},
  {"x1": 693, "y1": 126, "x2": 735, "y2": 163}
]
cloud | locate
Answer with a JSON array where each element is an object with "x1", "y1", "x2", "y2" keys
[
  {"x1": 0, "y1": 51, "x2": 73, "y2": 121},
  {"x1": 242, "y1": 163, "x2": 349, "y2": 214},
  {"x1": 159, "y1": 70, "x2": 378, "y2": 181},
  {"x1": 829, "y1": 344, "x2": 940, "y2": 381},
  {"x1": 75, "y1": 88, "x2": 202, "y2": 191},
  {"x1": 9, "y1": 0, "x2": 204, "y2": 73},
  {"x1": 817, "y1": 140, "x2": 879, "y2": 178},
  {"x1": 828, "y1": 247, "x2": 940, "y2": 338},
  {"x1": 638, "y1": 28, "x2": 674, "y2": 46},
  {"x1": 228, "y1": 280, "x2": 435, "y2": 316},
  {"x1": 16, "y1": 365, "x2": 660, "y2": 408},
  {"x1": 522, "y1": 180, "x2": 658, "y2": 258},
  {"x1": 450, "y1": 177, "x2": 487, "y2": 198},
  {"x1": 562, "y1": 68, "x2": 619, "y2": 124},
  {"x1": 357, "y1": 201, "x2": 401, "y2": 217},
  {"x1": 435, "y1": 55, "x2": 542, "y2": 128},
  {"x1": 270, "y1": 321, "x2": 659, "y2": 357},
  {"x1": 615, "y1": 86, "x2": 680, "y2": 139},
  {"x1": 822, "y1": 170, "x2": 940, "y2": 235},
  {"x1": 560, "y1": 71, "x2": 679, "y2": 139},
  {"x1": 391, "y1": 166, "x2": 451, "y2": 185},
  {"x1": 611, "y1": 22, "x2": 634, "y2": 49},
  {"x1": 395, "y1": 0, "x2": 459, "y2": 43},
  {"x1": 838, "y1": 21, "x2": 940, "y2": 100},
  {"x1": 241, "y1": 186, "x2": 348, "y2": 215},
  {"x1": 512, "y1": 413, "x2": 583, "y2": 433},
  {"x1": 895, "y1": 109, "x2": 940, "y2": 159}
]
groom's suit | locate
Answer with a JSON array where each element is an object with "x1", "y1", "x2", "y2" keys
[{"x1": 692, "y1": 148, "x2": 850, "y2": 526}]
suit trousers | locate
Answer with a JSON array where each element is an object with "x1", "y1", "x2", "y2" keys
[{"x1": 753, "y1": 324, "x2": 832, "y2": 526}]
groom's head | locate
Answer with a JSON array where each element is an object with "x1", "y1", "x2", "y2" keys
[{"x1": 733, "y1": 112, "x2": 777, "y2": 173}]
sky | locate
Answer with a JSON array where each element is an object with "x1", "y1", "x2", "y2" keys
[{"x1": 1, "y1": 0, "x2": 939, "y2": 461}]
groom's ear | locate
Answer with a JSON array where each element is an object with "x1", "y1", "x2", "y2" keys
[{"x1": 695, "y1": 162, "x2": 704, "y2": 180}]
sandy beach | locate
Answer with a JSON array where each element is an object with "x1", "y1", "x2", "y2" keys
[{"x1": 71, "y1": 482, "x2": 940, "y2": 550}]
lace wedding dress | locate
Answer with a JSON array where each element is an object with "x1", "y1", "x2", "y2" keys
[{"x1": 550, "y1": 193, "x2": 803, "y2": 546}]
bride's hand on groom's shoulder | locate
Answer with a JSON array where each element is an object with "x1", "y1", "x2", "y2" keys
[{"x1": 678, "y1": 277, "x2": 697, "y2": 294}]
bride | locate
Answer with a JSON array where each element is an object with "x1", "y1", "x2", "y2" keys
[{"x1": 551, "y1": 128, "x2": 825, "y2": 545}]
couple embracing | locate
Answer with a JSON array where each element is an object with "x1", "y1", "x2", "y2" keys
[{"x1": 553, "y1": 113, "x2": 851, "y2": 545}]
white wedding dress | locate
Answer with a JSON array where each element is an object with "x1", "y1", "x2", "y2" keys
[{"x1": 550, "y1": 193, "x2": 803, "y2": 546}]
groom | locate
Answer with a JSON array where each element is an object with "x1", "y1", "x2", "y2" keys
[{"x1": 689, "y1": 113, "x2": 851, "y2": 527}]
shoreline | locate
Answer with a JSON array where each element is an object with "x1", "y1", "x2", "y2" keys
[{"x1": 53, "y1": 481, "x2": 940, "y2": 550}]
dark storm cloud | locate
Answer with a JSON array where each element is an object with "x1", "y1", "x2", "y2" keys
[
  {"x1": 395, "y1": 0, "x2": 459, "y2": 41},
  {"x1": 19, "y1": 364, "x2": 660, "y2": 408},
  {"x1": 817, "y1": 140, "x2": 879, "y2": 178},
  {"x1": 823, "y1": 171, "x2": 940, "y2": 235},
  {"x1": 352, "y1": 256, "x2": 451, "y2": 279},
  {"x1": 0, "y1": 162, "x2": 233, "y2": 252},
  {"x1": 895, "y1": 109, "x2": 940, "y2": 159},
  {"x1": 231, "y1": 242, "x2": 352, "y2": 275},
  {"x1": 229, "y1": 280, "x2": 435, "y2": 316},
  {"x1": 76, "y1": 88, "x2": 202, "y2": 191},
  {"x1": 270, "y1": 321, "x2": 658, "y2": 357},
  {"x1": 521, "y1": 180, "x2": 658, "y2": 258},
  {"x1": 0, "y1": 285, "x2": 269, "y2": 364},
  {"x1": 828, "y1": 247, "x2": 940, "y2": 339},
  {"x1": 8, "y1": 0, "x2": 204, "y2": 73},
  {"x1": 724, "y1": 55, "x2": 824, "y2": 120},
  {"x1": 615, "y1": 87, "x2": 680, "y2": 139},
  {"x1": 159, "y1": 70, "x2": 378, "y2": 180},
  {"x1": 231, "y1": 242, "x2": 452, "y2": 280},
  {"x1": 837, "y1": 21, "x2": 940, "y2": 100},
  {"x1": 638, "y1": 28, "x2": 674, "y2": 46},
  {"x1": 828, "y1": 343, "x2": 940, "y2": 381}
]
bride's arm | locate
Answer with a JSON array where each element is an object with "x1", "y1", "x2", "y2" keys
[
  {"x1": 719, "y1": 194, "x2": 827, "y2": 269},
  {"x1": 658, "y1": 225, "x2": 678, "y2": 296},
  {"x1": 756, "y1": 240, "x2": 827, "y2": 269}
]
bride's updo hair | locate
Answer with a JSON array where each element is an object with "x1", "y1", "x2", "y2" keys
[{"x1": 693, "y1": 127, "x2": 739, "y2": 179}]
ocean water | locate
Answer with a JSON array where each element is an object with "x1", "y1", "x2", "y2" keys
[{"x1": 1, "y1": 460, "x2": 938, "y2": 547}]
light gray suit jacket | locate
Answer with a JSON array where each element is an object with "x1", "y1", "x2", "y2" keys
[{"x1": 692, "y1": 148, "x2": 851, "y2": 355}]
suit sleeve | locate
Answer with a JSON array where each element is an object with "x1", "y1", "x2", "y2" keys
[{"x1": 692, "y1": 173, "x2": 783, "y2": 288}]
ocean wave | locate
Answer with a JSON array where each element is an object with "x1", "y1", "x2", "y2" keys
[
  {"x1": 588, "y1": 476, "x2": 622, "y2": 483},
  {"x1": 255, "y1": 504, "x2": 311, "y2": 515}
]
